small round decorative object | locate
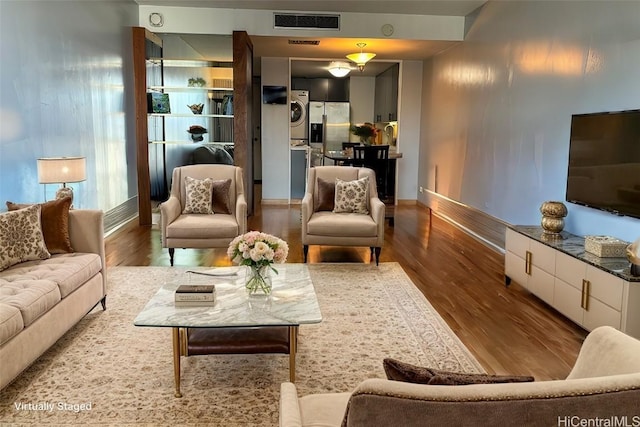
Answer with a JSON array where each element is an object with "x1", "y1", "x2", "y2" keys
[
  {"x1": 381, "y1": 24, "x2": 394, "y2": 37},
  {"x1": 540, "y1": 201, "x2": 568, "y2": 234},
  {"x1": 149, "y1": 12, "x2": 163, "y2": 27}
]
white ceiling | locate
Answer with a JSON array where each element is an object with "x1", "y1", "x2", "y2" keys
[
  {"x1": 134, "y1": 1, "x2": 486, "y2": 16},
  {"x1": 136, "y1": 0, "x2": 487, "y2": 77}
]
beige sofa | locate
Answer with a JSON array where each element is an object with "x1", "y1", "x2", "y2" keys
[
  {"x1": 0, "y1": 209, "x2": 106, "y2": 389},
  {"x1": 280, "y1": 326, "x2": 640, "y2": 426}
]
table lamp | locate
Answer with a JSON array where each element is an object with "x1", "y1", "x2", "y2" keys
[{"x1": 37, "y1": 157, "x2": 86, "y2": 203}]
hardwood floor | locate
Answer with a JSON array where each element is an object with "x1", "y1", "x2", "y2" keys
[{"x1": 106, "y1": 189, "x2": 587, "y2": 381}]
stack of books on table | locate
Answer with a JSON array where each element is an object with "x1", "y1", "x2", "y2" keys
[{"x1": 174, "y1": 284, "x2": 216, "y2": 307}]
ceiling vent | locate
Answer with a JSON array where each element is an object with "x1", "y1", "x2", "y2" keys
[
  {"x1": 274, "y1": 13, "x2": 340, "y2": 30},
  {"x1": 288, "y1": 40, "x2": 320, "y2": 46}
]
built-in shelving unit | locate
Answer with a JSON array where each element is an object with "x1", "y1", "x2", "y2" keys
[{"x1": 146, "y1": 58, "x2": 234, "y2": 145}]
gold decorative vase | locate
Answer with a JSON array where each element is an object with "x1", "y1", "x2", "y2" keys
[{"x1": 540, "y1": 201, "x2": 568, "y2": 234}]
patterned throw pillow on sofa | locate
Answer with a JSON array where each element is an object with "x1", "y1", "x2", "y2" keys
[
  {"x1": 333, "y1": 176, "x2": 369, "y2": 214},
  {"x1": 183, "y1": 176, "x2": 214, "y2": 214},
  {"x1": 0, "y1": 204, "x2": 51, "y2": 271},
  {"x1": 6, "y1": 197, "x2": 74, "y2": 254}
]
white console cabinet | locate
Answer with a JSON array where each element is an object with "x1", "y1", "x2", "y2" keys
[{"x1": 505, "y1": 227, "x2": 640, "y2": 338}]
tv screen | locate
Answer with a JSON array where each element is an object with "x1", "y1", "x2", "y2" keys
[
  {"x1": 566, "y1": 109, "x2": 640, "y2": 219},
  {"x1": 262, "y1": 85, "x2": 287, "y2": 105}
]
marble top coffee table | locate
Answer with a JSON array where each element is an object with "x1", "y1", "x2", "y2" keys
[{"x1": 133, "y1": 263, "x2": 322, "y2": 397}]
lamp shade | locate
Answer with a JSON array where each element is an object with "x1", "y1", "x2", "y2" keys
[
  {"x1": 328, "y1": 61, "x2": 351, "y2": 78},
  {"x1": 346, "y1": 43, "x2": 376, "y2": 72},
  {"x1": 37, "y1": 157, "x2": 86, "y2": 184}
]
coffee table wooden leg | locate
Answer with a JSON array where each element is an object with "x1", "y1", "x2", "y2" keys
[
  {"x1": 289, "y1": 326, "x2": 298, "y2": 382},
  {"x1": 172, "y1": 327, "x2": 182, "y2": 398}
]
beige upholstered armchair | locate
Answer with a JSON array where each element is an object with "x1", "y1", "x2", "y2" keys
[
  {"x1": 301, "y1": 166, "x2": 385, "y2": 265},
  {"x1": 160, "y1": 164, "x2": 247, "y2": 266}
]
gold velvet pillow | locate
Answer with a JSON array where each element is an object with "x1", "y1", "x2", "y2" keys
[
  {"x1": 211, "y1": 179, "x2": 232, "y2": 214},
  {"x1": 383, "y1": 358, "x2": 534, "y2": 385},
  {"x1": 6, "y1": 197, "x2": 74, "y2": 254},
  {"x1": 315, "y1": 178, "x2": 335, "y2": 212}
]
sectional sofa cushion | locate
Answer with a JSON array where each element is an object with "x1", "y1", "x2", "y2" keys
[
  {"x1": 6, "y1": 197, "x2": 74, "y2": 254},
  {"x1": 3, "y1": 253, "x2": 103, "y2": 299},
  {"x1": 0, "y1": 205, "x2": 50, "y2": 272},
  {"x1": 0, "y1": 304, "x2": 25, "y2": 347}
]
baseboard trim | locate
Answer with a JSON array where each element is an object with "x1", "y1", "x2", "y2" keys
[
  {"x1": 422, "y1": 191, "x2": 508, "y2": 253},
  {"x1": 261, "y1": 199, "x2": 290, "y2": 205},
  {"x1": 104, "y1": 197, "x2": 138, "y2": 236}
]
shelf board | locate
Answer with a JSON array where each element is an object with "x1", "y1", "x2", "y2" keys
[
  {"x1": 148, "y1": 86, "x2": 232, "y2": 92},
  {"x1": 149, "y1": 140, "x2": 234, "y2": 145},
  {"x1": 148, "y1": 113, "x2": 233, "y2": 118},
  {"x1": 147, "y1": 58, "x2": 233, "y2": 68}
]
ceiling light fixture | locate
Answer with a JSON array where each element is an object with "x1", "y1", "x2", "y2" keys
[
  {"x1": 328, "y1": 61, "x2": 351, "y2": 78},
  {"x1": 346, "y1": 42, "x2": 376, "y2": 72}
]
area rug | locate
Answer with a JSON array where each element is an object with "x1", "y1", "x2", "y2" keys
[{"x1": 0, "y1": 263, "x2": 483, "y2": 426}]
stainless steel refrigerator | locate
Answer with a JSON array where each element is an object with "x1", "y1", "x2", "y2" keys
[{"x1": 308, "y1": 101, "x2": 350, "y2": 165}]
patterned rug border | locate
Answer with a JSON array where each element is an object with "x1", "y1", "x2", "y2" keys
[{"x1": 0, "y1": 262, "x2": 483, "y2": 426}]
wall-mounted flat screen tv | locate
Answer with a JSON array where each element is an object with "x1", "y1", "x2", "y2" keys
[
  {"x1": 565, "y1": 109, "x2": 640, "y2": 219},
  {"x1": 262, "y1": 85, "x2": 287, "y2": 105}
]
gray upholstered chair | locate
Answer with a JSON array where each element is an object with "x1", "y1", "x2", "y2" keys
[
  {"x1": 160, "y1": 164, "x2": 247, "y2": 266},
  {"x1": 301, "y1": 166, "x2": 385, "y2": 265},
  {"x1": 279, "y1": 326, "x2": 640, "y2": 427}
]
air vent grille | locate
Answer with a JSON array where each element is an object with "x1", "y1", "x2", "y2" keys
[
  {"x1": 274, "y1": 13, "x2": 340, "y2": 30},
  {"x1": 288, "y1": 40, "x2": 320, "y2": 46}
]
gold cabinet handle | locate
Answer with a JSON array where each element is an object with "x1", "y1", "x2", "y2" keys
[
  {"x1": 581, "y1": 279, "x2": 590, "y2": 310},
  {"x1": 525, "y1": 251, "x2": 532, "y2": 275}
]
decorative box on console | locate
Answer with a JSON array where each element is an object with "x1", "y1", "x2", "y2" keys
[{"x1": 584, "y1": 235, "x2": 629, "y2": 258}]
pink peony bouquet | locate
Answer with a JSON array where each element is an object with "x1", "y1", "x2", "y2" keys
[{"x1": 227, "y1": 231, "x2": 289, "y2": 270}]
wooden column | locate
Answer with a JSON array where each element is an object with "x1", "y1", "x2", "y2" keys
[
  {"x1": 233, "y1": 31, "x2": 254, "y2": 215},
  {"x1": 132, "y1": 27, "x2": 162, "y2": 226}
]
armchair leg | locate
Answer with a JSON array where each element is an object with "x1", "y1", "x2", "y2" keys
[
  {"x1": 169, "y1": 248, "x2": 175, "y2": 266},
  {"x1": 303, "y1": 245, "x2": 309, "y2": 263},
  {"x1": 374, "y1": 247, "x2": 381, "y2": 266}
]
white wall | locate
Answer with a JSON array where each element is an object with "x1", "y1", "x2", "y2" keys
[
  {"x1": 0, "y1": 0, "x2": 138, "y2": 210},
  {"x1": 397, "y1": 60, "x2": 423, "y2": 201},
  {"x1": 260, "y1": 57, "x2": 290, "y2": 201},
  {"x1": 418, "y1": 1, "x2": 640, "y2": 241}
]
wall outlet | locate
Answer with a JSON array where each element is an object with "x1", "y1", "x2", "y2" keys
[{"x1": 419, "y1": 186, "x2": 424, "y2": 193}]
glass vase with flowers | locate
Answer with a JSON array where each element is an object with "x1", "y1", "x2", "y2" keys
[{"x1": 227, "y1": 231, "x2": 289, "y2": 295}]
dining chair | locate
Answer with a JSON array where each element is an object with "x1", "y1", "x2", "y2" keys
[
  {"x1": 352, "y1": 145, "x2": 390, "y2": 199},
  {"x1": 338, "y1": 142, "x2": 360, "y2": 166}
]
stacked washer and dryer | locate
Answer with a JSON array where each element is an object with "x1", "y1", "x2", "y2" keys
[
  {"x1": 290, "y1": 90, "x2": 309, "y2": 145},
  {"x1": 290, "y1": 90, "x2": 310, "y2": 198}
]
